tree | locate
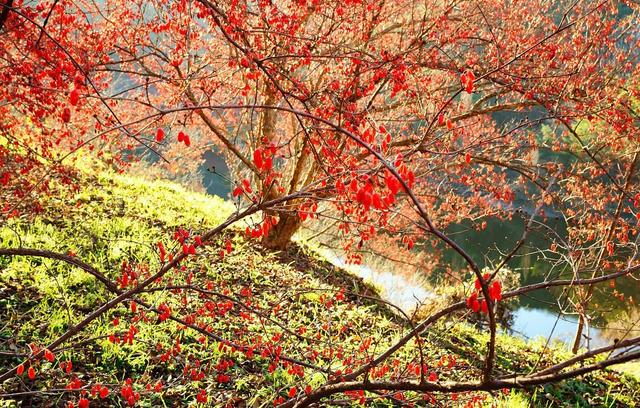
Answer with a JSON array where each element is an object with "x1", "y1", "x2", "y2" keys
[{"x1": 1, "y1": 0, "x2": 640, "y2": 406}]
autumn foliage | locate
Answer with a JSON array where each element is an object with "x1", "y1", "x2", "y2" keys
[{"x1": 1, "y1": 0, "x2": 640, "y2": 406}]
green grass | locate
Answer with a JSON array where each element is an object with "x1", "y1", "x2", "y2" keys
[{"x1": 1, "y1": 170, "x2": 638, "y2": 407}]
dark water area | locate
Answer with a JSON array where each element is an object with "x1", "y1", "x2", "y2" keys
[
  {"x1": 201, "y1": 149, "x2": 231, "y2": 197},
  {"x1": 435, "y1": 216, "x2": 640, "y2": 348}
]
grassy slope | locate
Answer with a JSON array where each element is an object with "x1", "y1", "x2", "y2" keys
[{"x1": 0, "y1": 171, "x2": 638, "y2": 407}]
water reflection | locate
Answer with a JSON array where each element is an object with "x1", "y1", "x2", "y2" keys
[
  {"x1": 317, "y1": 217, "x2": 637, "y2": 351},
  {"x1": 324, "y1": 251, "x2": 432, "y2": 312},
  {"x1": 437, "y1": 216, "x2": 639, "y2": 349},
  {"x1": 510, "y1": 307, "x2": 607, "y2": 349}
]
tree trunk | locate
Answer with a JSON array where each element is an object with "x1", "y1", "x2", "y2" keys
[{"x1": 262, "y1": 213, "x2": 303, "y2": 250}]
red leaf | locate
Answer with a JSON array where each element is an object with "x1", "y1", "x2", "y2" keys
[
  {"x1": 69, "y1": 89, "x2": 79, "y2": 106},
  {"x1": 158, "y1": 241, "x2": 166, "y2": 262},
  {"x1": 197, "y1": 389, "x2": 208, "y2": 403},
  {"x1": 61, "y1": 108, "x2": 71, "y2": 123},
  {"x1": 489, "y1": 281, "x2": 502, "y2": 301},
  {"x1": 465, "y1": 80, "x2": 474, "y2": 93},
  {"x1": 156, "y1": 128, "x2": 165, "y2": 142},
  {"x1": 253, "y1": 149, "x2": 264, "y2": 169},
  {"x1": 372, "y1": 193, "x2": 383, "y2": 209},
  {"x1": 466, "y1": 292, "x2": 478, "y2": 310},
  {"x1": 242, "y1": 179, "x2": 252, "y2": 193},
  {"x1": 349, "y1": 179, "x2": 358, "y2": 192},
  {"x1": 361, "y1": 191, "x2": 372, "y2": 210},
  {"x1": 385, "y1": 171, "x2": 400, "y2": 195},
  {"x1": 467, "y1": 70, "x2": 476, "y2": 81},
  {"x1": 263, "y1": 156, "x2": 272, "y2": 171},
  {"x1": 406, "y1": 171, "x2": 415, "y2": 188},
  {"x1": 0, "y1": 172, "x2": 10, "y2": 186}
]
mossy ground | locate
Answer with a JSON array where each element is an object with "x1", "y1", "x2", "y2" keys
[{"x1": 0, "y1": 171, "x2": 637, "y2": 407}]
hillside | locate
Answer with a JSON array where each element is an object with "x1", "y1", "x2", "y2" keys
[{"x1": 0, "y1": 171, "x2": 638, "y2": 407}]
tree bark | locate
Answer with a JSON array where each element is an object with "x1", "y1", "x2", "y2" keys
[{"x1": 262, "y1": 213, "x2": 303, "y2": 250}]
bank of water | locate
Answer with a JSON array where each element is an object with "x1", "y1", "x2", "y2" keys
[
  {"x1": 318, "y1": 211, "x2": 640, "y2": 350},
  {"x1": 437, "y1": 215, "x2": 638, "y2": 349}
]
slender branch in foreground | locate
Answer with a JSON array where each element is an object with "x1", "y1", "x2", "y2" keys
[
  {"x1": 340, "y1": 262, "x2": 640, "y2": 383},
  {"x1": 284, "y1": 350, "x2": 640, "y2": 408}
]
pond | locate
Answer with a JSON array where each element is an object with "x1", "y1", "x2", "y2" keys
[{"x1": 435, "y1": 215, "x2": 640, "y2": 349}]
